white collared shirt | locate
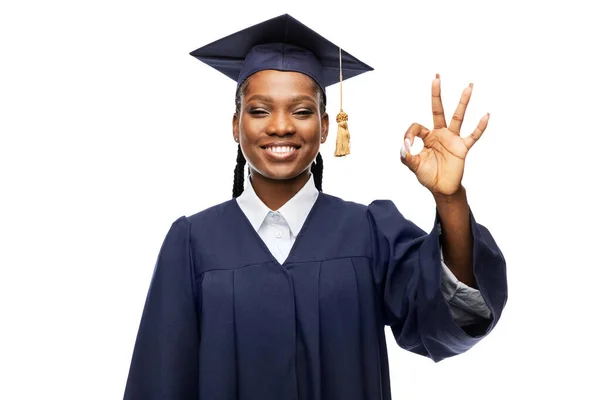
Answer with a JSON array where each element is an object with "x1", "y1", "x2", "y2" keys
[{"x1": 236, "y1": 174, "x2": 491, "y2": 323}]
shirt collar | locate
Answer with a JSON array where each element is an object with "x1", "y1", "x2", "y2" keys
[{"x1": 236, "y1": 173, "x2": 319, "y2": 237}]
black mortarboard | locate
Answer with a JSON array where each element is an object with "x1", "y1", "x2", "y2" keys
[{"x1": 189, "y1": 13, "x2": 374, "y2": 156}]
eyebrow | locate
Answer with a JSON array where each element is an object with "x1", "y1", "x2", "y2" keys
[
  {"x1": 290, "y1": 95, "x2": 317, "y2": 103},
  {"x1": 245, "y1": 94, "x2": 317, "y2": 104}
]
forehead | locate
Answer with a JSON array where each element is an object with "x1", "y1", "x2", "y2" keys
[{"x1": 244, "y1": 70, "x2": 317, "y2": 95}]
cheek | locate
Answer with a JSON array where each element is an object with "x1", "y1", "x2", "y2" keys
[
  {"x1": 301, "y1": 121, "x2": 323, "y2": 145},
  {"x1": 239, "y1": 118, "x2": 262, "y2": 139}
]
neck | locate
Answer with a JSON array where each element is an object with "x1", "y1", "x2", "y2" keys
[{"x1": 249, "y1": 169, "x2": 311, "y2": 210}]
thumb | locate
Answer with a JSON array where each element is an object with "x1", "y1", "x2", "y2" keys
[{"x1": 400, "y1": 138, "x2": 420, "y2": 173}]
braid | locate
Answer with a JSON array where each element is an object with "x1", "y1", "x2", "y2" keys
[
  {"x1": 232, "y1": 144, "x2": 246, "y2": 198},
  {"x1": 311, "y1": 152, "x2": 323, "y2": 191}
]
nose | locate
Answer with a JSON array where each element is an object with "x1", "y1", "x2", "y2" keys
[{"x1": 266, "y1": 111, "x2": 295, "y2": 136}]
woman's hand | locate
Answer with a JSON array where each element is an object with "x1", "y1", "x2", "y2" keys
[{"x1": 401, "y1": 74, "x2": 490, "y2": 196}]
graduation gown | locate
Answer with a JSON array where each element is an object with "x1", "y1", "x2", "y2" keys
[{"x1": 123, "y1": 193, "x2": 508, "y2": 400}]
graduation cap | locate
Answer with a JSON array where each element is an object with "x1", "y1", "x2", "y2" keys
[{"x1": 189, "y1": 13, "x2": 374, "y2": 157}]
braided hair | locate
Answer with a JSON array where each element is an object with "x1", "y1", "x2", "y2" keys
[
  {"x1": 232, "y1": 144, "x2": 247, "y2": 198},
  {"x1": 232, "y1": 78, "x2": 326, "y2": 198}
]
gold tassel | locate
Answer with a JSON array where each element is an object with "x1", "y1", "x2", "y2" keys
[
  {"x1": 335, "y1": 110, "x2": 350, "y2": 156},
  {"x1": 334, "y1": 47, "x2": 350, "y2": 157}
]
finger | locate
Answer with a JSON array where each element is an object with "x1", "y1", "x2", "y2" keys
[
  {"x1": 432, "y1": 73, "x2": 447, "y2": 129},
  {"x1": 448, "y1": 83, "x2": 473, "y2": 134},
  {"x1": 401, "y1": 123, "x2": 429, "y2": 172},
  {"x1": 463, "y1": 113, "x2": 490, "y2": 150},
  {"x1": 401, "y1": 137, "x2": 421, "y2": 173},
  {"x1": 404, "y1": 122, "x2": 431, "y2": 146}
]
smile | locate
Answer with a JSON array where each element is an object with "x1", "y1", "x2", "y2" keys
[
  {"x1": 265, "y1": 146, "x2": 298, "y2": 154},
  {"x1": 261, "y1": 145, "x2": 300, "y2": 161}
]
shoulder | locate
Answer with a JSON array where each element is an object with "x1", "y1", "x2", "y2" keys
[
  {"x1": 317, "y1": 193, "x2": 404, "y2": 237},
  {"x1": 319, "y1": 192, "x2": 399, "y2": 219},
  {"x1": 160, "y1": 199, "x2": 238, "y2": 239},
  {"x1": 185, "y1": 199, "x2": 236, "y2": 225},
  {"x1": 319, "y1": 193, "x2": 414, "y2": 239},
  {"x1": 307, "y1": 193, "x2": 403, "y2": 260},
  {"x1": 177, "y1": 199, "x2": 240, "y2": 240},
  {"x1": 319, "y1": 192, "x2": 367, "y2": 212}
]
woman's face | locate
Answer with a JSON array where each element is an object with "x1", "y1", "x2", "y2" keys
[{"x1": 233, "y1": 70, "x2": 329, "y2": 182}]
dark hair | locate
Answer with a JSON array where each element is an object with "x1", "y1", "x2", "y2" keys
[{"x1": 232, "y1": 77, "x2": 326, "y2": 198}]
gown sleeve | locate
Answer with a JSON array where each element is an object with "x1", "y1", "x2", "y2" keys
[
  {"x1": 367, "y1": 200, "x2": 507, "y2": 362},
  {"x1": 123, "y1": 216, "x2": 200, "y2": 399}
]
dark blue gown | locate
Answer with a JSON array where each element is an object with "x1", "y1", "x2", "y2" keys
[{"x1": 123, "y1": 193, "x2": 507, "y2": 400}]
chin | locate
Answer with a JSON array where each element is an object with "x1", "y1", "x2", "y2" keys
[
  {"x1": 261, "y1": 167, "x2": 306, "y2": 181},
  {"x1": 253, "y1": 162, "x2": 311, "y2": 182}
]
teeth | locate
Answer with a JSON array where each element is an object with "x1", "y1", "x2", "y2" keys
[{"x1": 267, "y1": 146, "x2": 295, "y2": 154}]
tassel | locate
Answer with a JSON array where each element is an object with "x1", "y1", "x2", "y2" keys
[
  {"x1": 334, "y1": 47, "x2": 350, "y2": 157},
  {"x1": 335, "y1": 110, "x2": 350, "y2": 156}
]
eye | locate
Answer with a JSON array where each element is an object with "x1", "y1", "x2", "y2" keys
[
  {"x1": 294, "y1": 109, "x2": 314, "y2": 116},
  {"x1": 248, "y1": 108, "x2": 269, "y2": 116}
]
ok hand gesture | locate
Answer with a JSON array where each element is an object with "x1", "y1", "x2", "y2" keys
[{"x1": 401, "y1": 74, "x2": 490, "y2": 196}]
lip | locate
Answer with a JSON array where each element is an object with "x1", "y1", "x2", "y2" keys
[{"x1": 261, "y1": 142, "x2": 301, "y2": 162}]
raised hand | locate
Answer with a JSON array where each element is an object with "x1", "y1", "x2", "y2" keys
[{"x1": 400, "y1": 74, "x2": 490, "y2": 196}]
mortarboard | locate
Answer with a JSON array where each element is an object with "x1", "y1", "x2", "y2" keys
[{"x1": 190, "y1": 13, "x2": 374, "y2": 157}]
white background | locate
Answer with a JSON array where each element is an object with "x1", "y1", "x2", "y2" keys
[{"x1": 1, "y1": 0, "x2": 599, "y2": 398}]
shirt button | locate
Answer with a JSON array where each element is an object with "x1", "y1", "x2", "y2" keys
[
  {"x1": 273, "y1": 214, "x2": 280, "y2": 222},
  {"x1": 275, "y1": 231, "x2": 283, "y2": 239}
]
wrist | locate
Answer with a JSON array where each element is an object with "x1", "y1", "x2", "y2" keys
[{"x1": 433, "y1": 185, "x2": 467, "y2": 206}]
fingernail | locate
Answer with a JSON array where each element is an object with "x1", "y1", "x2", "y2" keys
[
  {"x1": 469, "y1": 82, "x2": 473, "y2": 88},
  {"x1": 401, "y1": 146, "x2": 406, "y2": 158},
  {"x1": 436, "y1": 73, "x2": 440, "y2": 79},
  {"x1": 404, "y1": 139, "x2": 411, "y2": 154}
]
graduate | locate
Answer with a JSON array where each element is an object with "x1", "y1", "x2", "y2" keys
[{"x1": 123, "y1": 14, "x2": 508, "y2": 400}]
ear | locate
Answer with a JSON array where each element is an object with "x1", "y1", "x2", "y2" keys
[
  {"x1": 232, "y1": 113, "x2": 239, "y2": 143},
  {"x1": 320, "y1": 112, "x2": 329, "y2": 144}
]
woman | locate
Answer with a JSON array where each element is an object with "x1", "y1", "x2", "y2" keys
[{"x1": 123, "y1": 14, "x2": 507, "y2": 400}]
